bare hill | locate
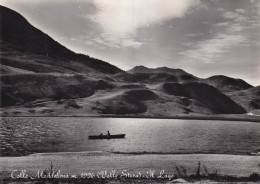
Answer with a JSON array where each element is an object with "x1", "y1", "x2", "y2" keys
[
  {"x1": 163, "y1": 82, "x2": 246, "y2": 114},
  {"x1": 0, "y1": 5, "x2": 258, "y2": 117},
  {"x1": 205, "y1": 75, "x2": 253, "y2": 92},
  {"x1": 0, "y1": 5, "x2": 121, "y2": 74}
]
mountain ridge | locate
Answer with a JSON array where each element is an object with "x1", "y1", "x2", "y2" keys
[
  {"x1": 128, "y1": 65, "x2": 193, "y2": 76},
  {"x1": 0, "y1": 5, "x2": 122, "y2": 74},
  {"x1": 0, "y1": 5, "x2": 259, "y2": 117}
]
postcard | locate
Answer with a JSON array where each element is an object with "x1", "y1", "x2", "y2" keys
[{"x1": 0, "y1": 1, "x2": 260, "y2": 183}]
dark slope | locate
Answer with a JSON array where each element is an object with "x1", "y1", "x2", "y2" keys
[
  {"x1": 0, "y1": 5, "x2": 121, "y2": 74},
  {"x1": 205, "y1": 75, "x2": 253, "y2": 92},
  {"x1": 227, "y1": 86, "x2": 260, "y2": 112},
  {"x1": 128, "y1": 65, "x2": 194, "y2": 76},
  {"x1": 0, "y1": 74, "x2": 114, "y2": 107},
  {"x1": 126, "y1": 66, "x2": 198, "y2": 83},
  {"x1": 129, "y1": 66, "x2": 253, "y2": 92},
  {"x1": 163, "y1": 82, "x2": 246, "y2": 114},
  {"x1": 0, "y1": 5, "x2": 255, "y2": 116}
]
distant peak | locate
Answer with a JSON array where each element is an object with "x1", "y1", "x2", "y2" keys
[
  {"x1": 206, "y1": 75, "x2": 253, "y2": 91},
  {"x1": 128, "y1": 65, "x2": 192, "y2": 77},
  {"x1": 133, "y1": 65, "x2": 148, "y2": 69},
  {"x1": 208, "y1": 75, "x2": 231, "y2": 79}
]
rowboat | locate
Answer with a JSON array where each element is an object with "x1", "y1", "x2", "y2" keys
[
  {"x1": 89, "y1": 134, "x2": 125, "y2": 139},
  {"x1": 250, "y1": 151, "x2": 260, "y2": 156}
]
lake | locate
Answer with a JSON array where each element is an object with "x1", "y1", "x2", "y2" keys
[{"x1": 1, "y1": 117, "x2": 260, "y2": 156}]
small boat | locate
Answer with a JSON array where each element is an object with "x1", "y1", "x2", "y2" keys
[
  {"x1": 250, "y1": 151, "x2": 260, "y2": 156},
  {"x1": 89, "y1": 134, "x2": 125, "y2": 140}
]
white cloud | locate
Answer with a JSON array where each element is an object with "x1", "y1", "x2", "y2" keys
[
  {"x1": 250, "y1": 0, "x2": 260, "y2": 10},
  {"x1": 182, "y1": 7, "x2": 252, "y2": 63},
  {"x1": 223, "y1": 11, "x2": 247, "y2": 22},
  {"x1": 215, "y1": 22, "x2": 244, "y2": 32},
  {"x1": 181, "y1": 34, "x2": 246, "y2": 63},
  {"x1": 186, "y1": 33, "x2": 204, "y2": 37},
  {"x1": 256, "y1": 1, "x2": 260, "y2": 14},
  {"x1": 90, "y1": 0, "x2": 200, "y2": 47},
  {"x1": 85, "y1": 33, "x2": 142, "y2": 49},
  {"x1": 214, "y1": 22, "x2": 229, "y2": 27},
  {"x1": 227, "y1": 23, "x2": 243, "y2": 32},
  {"x1": 236, "y1": 9, "x2": 245, "y2": 14},
  {"x1": 122, "y1": 39, "x2": 143, "y2": 48}
]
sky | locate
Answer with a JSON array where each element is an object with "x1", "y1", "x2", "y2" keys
[{"x1": 0, "y1": 0, "x2": 259, "y2": 85}]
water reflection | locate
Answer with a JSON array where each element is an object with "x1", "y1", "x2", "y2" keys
[{"x1": 1, "y1": 117, "x2": 260, "y2": 156}]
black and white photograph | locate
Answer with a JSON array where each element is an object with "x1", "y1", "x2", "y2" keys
[{"x1": 0, "y1": 0, "x2": 260, "y2": 183}]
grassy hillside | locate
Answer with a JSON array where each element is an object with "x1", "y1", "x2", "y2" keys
[
  {"x1": 163, "y1": 82, "x2": 246, "y2": 114},
  {"x1": 0, "y1": 5, "x2": 121, "y2": 74},
  {"x1": 205, "y1": 75, "x2": 253, "y2": 92},
  {"x1": 0, "y1": 74, "x2": 114, "y2": 107},
  {"x1": 0, "y1": 5, "x2": 258, "y2": 117}
]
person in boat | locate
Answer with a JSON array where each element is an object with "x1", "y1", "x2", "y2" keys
[
  {"x1": 99, "y1": 133, "x2": 103, "y2": 136},
  {"x1": 107, "y1": 131, "x2": 110, "y2": 137}
]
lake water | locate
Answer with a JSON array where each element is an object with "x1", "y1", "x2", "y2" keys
[{"x1": 1, "y1": 117, "x2": 260, "y2": 156}]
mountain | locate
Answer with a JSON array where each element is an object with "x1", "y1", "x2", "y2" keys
[
  {"x1": 163, "y1": 82, "x2": 246, "y2": 114},
  {"x1": 0, "y1": 5, "x2": 121, "y2": 107},
  {"x1": 126, "y1": 66, "x2": 198, "y2": 83},
  {"x1": 0, "y1": 5, "x2": 121, "y2": 74},
  {"x1": 128, "y1": 65, "x2": 188, "y2": 75},
  {"x1": 226, "y1": 86, "x2": 260, "y2": 112},
  {"x1": 205, "y1": 75, "x2": 253, "y2": 92},
  {"x1": 128, "y1": 65, "x2": 196, "y2": 77},
  {"x1": 1, "y1": 5, "x2": 259, "y2": 117}
]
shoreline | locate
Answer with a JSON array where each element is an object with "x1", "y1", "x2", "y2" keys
[
  {"x1": 1, "y1": 114, "x2": 260, "y2": 122},
  {"x1": 1, "y1": 150, "x2": 259, "y2": 158}
]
